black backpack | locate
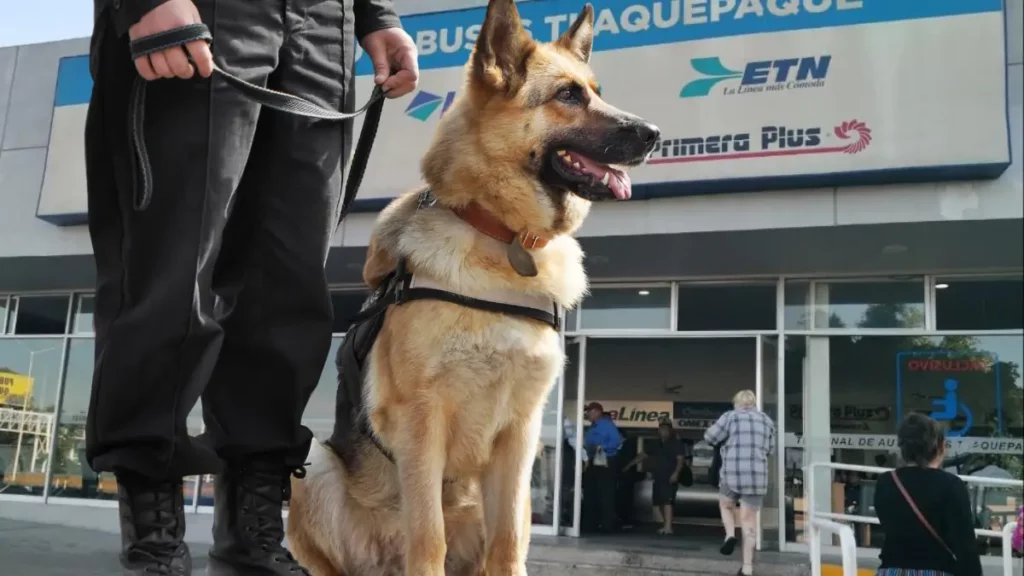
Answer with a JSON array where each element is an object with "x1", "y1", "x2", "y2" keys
[{"x1": 708, "y1": 444, "x2": 723, "y2": 488}]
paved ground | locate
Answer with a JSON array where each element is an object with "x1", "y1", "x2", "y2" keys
[
  {"x1": 0, "y1": 518, "x2": 212, "y2": 575},
  {"x1": 0, "y1": 502, "x2": 1016, "y2": 575},
  {"x1": 0, "y1": 518, "x2": 810, "y2": 576}
]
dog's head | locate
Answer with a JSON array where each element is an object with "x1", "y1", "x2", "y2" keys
[{"x1": 422, "y1": 0, "x2": 660, "y2": 237}]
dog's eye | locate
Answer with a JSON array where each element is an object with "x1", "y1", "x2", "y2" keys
[{"x1": 555, "y1": 86, "x2": 582, "y2": 104}]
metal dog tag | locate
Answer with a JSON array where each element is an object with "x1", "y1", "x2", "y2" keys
[{"x1": 507, "y1": 240, "x2": 538, "y2": 277}]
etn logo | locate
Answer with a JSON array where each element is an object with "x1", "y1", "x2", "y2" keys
[{"x1": 681, "y1": 55, "x2": 831, "y2": 99}]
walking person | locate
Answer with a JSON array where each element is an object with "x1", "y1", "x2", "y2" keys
[
  {"x1": 873, "y1": 413, "x2": 983, "y2": 576},
  {"x1": 623, "y1": 420, "x2": 686, "y2": 535},
  {"x1": 84, "y1": 0, "x2": 417, "y2": 574},
  {"x1": 704, "y1": 390, "x2": 775, "y2": 576}
]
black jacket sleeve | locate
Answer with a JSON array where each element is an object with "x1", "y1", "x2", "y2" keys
[
  {"x1": 101, "y1": 0, "x2": 174, "y2": 37},
  {"x1": 947, "y1": 477, "x2": 983, "y2": 576},
  {"x1": 353, "y1": 0, "x2": 402, "y2": 42}
]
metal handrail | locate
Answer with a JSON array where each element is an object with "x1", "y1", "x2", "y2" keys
[
  {"x1": 1002, "y1": 522, "x2": 1019, "y2": 576},
  {"x1": 808, "y1": 517, "x2": 859, "y2": 576},
  {"x1": 805, "y1": 461, "x2": 1024, "y2": 576},
  {"x1": 809, "y1": 462, "x2": 1024, "y2": 488}
]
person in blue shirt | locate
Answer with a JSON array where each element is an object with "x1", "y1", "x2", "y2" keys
[
  {"x1": 585, "y1": 403, "x2": 622, "y2": 458},
  {"x1": 583, "y1": 402, "x2": 622, "y2": 532}
]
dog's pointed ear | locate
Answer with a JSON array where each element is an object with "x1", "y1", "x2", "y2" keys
[
  {"x1": 557, "y1": 4, "x2": 595, "y2": 63},
  {"x1": 472, "y1": 0, "x2": 533, "y2": 92}
]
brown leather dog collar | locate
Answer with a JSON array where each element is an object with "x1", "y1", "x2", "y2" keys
[{"x1": 453, "y1": 202, "x2": 549, "y2": 250}]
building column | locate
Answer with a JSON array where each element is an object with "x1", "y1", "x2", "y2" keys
[{"x1": 803, "y1": 282, "x2": 833, "y2": 535}]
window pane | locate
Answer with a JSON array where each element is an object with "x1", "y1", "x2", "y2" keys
[
  {"x1": 0, "y1": 296, "x2": 9, "y2": 334},
  {"x1": 935, "y1": 276, "x2": 1024, "y2": 330},
  {"x1": 531, "y1": 379, "x2": 560, "y2": 527},
  {"x1": 559, "y1": 341, "x2": 581, "y2": 530},
  {"x1": 565, "y1": 307, "x2": 578, "y2": 332},
  {"x1": 784, "y1": 281, "x2": 811, "y2": 330},
  {"x1": 676, "y1": 284, "x2": 776, "y2": 331},
  {"x1": 49, "y1": 339, "x2": 202, "y2": 504},
  {"x1": 0, "y1": 338, "x2": 64, "y2": 496},
  {"x1": 304, "y1": 336, "x2": 344, "y2": 441},
  {"x1": 74, "y1": 295, "x2": 95, "y2": 334},
  {"x1": 578, "y1": 287, "x2": 671, "y2": 330},
  {"x1": 330, "y1": 291, "x2": 370, "y2": 334},
  {"x1": 785, "y1": 334, "x2": 1023, "y2": 550},
  {"x1": 13, "y1": 295, "x2": 71, "y2": 335},
  {"x1": 785, "y1": 280, "x2": 925, "y2": 330}
]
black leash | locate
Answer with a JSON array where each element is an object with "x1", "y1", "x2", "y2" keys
[{"x1": 127, "y1": 23, "x2": 386, "y2": 225}]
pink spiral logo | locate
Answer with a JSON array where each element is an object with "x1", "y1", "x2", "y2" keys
[{"x1": 833, "y1": 120, "x2": 872, "y2": 154}]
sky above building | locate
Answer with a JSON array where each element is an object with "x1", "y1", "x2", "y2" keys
[{"x1": 1, "y1": 1, "x2": 94, "y2": 49}]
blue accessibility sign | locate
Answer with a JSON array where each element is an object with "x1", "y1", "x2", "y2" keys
[{"x1": 895, "y1": 350, "x2": 1004, "y2": 438}]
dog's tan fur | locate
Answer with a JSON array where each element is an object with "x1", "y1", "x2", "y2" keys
[{"x1": 287, "y1": 2, "x2": 651, "y2": 574}]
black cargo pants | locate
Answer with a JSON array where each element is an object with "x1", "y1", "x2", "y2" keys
[{"x1": 85, "y1": 0, "x2": 357, "y2": 480}]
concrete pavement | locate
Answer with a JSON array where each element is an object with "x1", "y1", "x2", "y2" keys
[{"x1": 0, "y1": 501, "x2": 1018, "y2": 575}]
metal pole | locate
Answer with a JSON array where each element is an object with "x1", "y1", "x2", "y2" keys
[
  {"x1": 1002, "y1": 521, "x2": 1018, "y2": 576},
  {"x1": 570, "y1": 337, "x2": 587, "y2": 537},
  {"x1": 775, "y1": 276, "x2": 787, "y2": 551},
  {"x1": 43, "y1": 333, "x2": 73, "y2": 503},
  {"x1": 551, "y1": 329, "x2": 566, "y2": 533},
  {"x1": 806, "y1": 463, "x2": 821, "y2": 576},
  {"x1": 10, "y1": 351, "x2": 37, "y2": 481},
  {"x1": 755, "y1": 335, "x2": 763, "y2": 551}
]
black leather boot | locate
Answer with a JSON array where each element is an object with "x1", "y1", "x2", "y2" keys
[
  {"x1": 206, "y1": 460, "x2": 310, "y2": 575},
  {"x1": 116, "y1": 473, "x2": 192, "y2": 575}
]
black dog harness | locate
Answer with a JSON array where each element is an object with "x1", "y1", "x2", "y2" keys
[{"x1": 326, "y1": 241, "x2": 561, "y2": 474}]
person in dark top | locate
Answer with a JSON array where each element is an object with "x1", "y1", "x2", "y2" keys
[
  {"x1": 874, "y1": 413, "x2": 983, "y2": 576},
  {"x1": 654, "y1": 421, "x2": 686, "y2": 534},
  {"x1": 641, "y1": 420, "x2": 685, "y2": 535}
]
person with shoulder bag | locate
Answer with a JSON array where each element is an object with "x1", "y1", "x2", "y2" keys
[{"x1": 874, "y1": 413, "x2": 983, "y2": 576}]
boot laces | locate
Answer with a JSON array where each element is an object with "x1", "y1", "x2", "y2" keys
[
  {"x1": 121, "y1": 479, "x2": 187, "y2": 574},
  {"x1": 239, "y1": 465, "x2": 310, "y2": 574}
]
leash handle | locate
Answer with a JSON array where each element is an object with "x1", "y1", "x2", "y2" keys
[
  {"x1": 126, "y1": 23, "x2": 386, "y2": 226},
  {"x1": 129, "y1": 24, "x2": 387, "y2": 121}
]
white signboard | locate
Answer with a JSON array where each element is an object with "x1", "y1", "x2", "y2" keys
[
  {"x1": 784, "y1": 432, "x2": 1024, "y2": 456},
  {"x1": 564, "y1": 400, "x2": 673, "y2": 429},
  {"x1": 345, "y1": 0, "x2": 1011, "y2": 205},
  {"x1": 38, "y1": 0, "x2": 1011, "y2": 225}
]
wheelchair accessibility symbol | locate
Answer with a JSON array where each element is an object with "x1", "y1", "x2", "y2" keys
[
  {"x1": 929, "y1": 378, "x2": 974, "y2": 437},
  {"x1": 895, "y1": 350, "x2": 1003, "y2": 439}
]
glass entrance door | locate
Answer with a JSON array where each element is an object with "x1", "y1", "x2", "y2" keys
[
  {"x1": 529, "y1": 336, "x2": 571, "y2": 535},
  {"x1": 563, "y1": 336, "x2": 780, "y2": 543},
  {"x1": 758, "y1": 335, "x2": 783, "y2": 550},
  {"x1": 557, "y1": 337, "x2": 584, "y2": 536}
]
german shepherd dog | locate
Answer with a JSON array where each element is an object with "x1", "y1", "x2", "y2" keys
[{"x1": 287, "y1": 1, "x2": 659, "y2": 574}]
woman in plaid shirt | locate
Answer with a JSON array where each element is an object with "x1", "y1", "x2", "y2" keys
[{"x1": 704, "y1": 390, "x2": 776, "y2": 576}]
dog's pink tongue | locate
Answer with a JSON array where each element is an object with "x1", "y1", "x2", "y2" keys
[
  {"x1": 574, "y1": 154, "x2": 632, "y2": 200},
  {"x1": 608, "y1": 169, "x2": 632, "y2": 200}
]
